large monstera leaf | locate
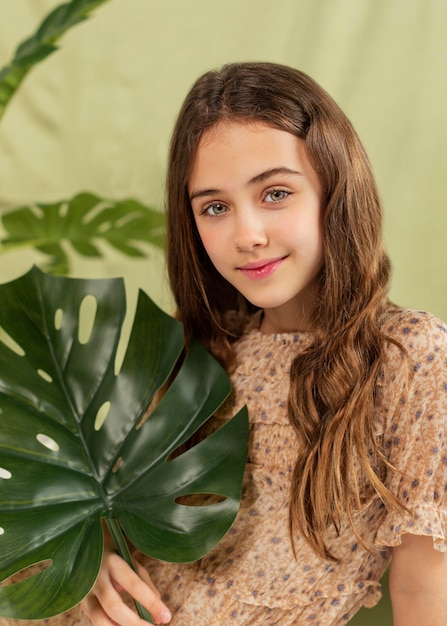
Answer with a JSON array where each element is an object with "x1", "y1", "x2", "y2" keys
[{"x1": 0, "y1": 267, "x2": 249, "y2": 620}]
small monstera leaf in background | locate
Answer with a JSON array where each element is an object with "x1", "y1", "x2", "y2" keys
[
  {"x1": 0, "y1": 192, "x2": 165, "y2": 275},
  {"x1": 0, "y1": 0, "x2": 111, "y2": 120},
  {"x1": 0, "y1": 267, "x2": 249, "y2": 620}
]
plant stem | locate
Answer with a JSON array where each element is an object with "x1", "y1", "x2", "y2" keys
[{"x1": 105, "y1": 518, "x2": 154, "y2": 624}]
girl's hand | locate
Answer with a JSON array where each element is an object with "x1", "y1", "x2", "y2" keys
[{"x1": 80, "y1": 550, "x2": 172, "y2": 625}]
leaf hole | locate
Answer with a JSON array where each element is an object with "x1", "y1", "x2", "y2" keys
[
  {"x1": 98, "y1": 220, "x2": 112, "y2": 233},
  {"x1": 135, "y1": 400, "x2": 156, "y2": 430},
  {"x1": 112, "y1": 457, "x2": 123, "y2": 473},
  {"x1": 94, "y1": 401, "x2": 111, "y2": 431},
  {"x1": 175, "y1": 494, "x2": 228, "y2": 506},
  {"x1": 115, "y1": 212, "x2": 140, "y2": 228},
  {"x1": 58, "y1": 202, "x2": 69, "y2": 218},
  {"x1": 0, "y1": 327, "x2": 25, "y2": 356},
  {"x1": 0, "y1": 560, "x2": 52, "y2": 587},
  {"x1": 37, "y1": 369, "x2": 53, "y2": 383},
  {"x1": 36, "y1": 434, "x2": 60, "y2": 452},
  {"x1": 54, "y1": 308, "x2": 63, "y2": 330},
  {"x1": 0, "y1": 527, "x2": 4, "y2": 536},
  {"x1": 81, "y1": 200, "x2": 110, "y2": 224},
  {"x1": 0, "y1": 467, "x2": 12, "y2": 480},
  {"x1": 78, "y1": 294, "x2": 97, "y2": 345},
  {"x1": 28, "y1": 204, "x2": 44, "y2": 219}
]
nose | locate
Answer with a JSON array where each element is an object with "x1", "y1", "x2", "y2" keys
[{"x1": 234, "y1": 209, "x2": 268, "y2": 251}]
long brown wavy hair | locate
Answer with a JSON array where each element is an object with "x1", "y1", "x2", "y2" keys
[{"x1": 166, "y1": 62, "x2": 404, "y2": 560}]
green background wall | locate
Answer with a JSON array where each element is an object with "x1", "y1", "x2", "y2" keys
[{"x1": 1, "y1": 1, "x2": 446, "y2": 623}]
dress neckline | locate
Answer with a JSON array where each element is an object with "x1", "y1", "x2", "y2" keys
[{"x1": 243, "y1": 310, "x2": 314, "y2": 345}]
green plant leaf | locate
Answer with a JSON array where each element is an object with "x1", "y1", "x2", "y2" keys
[
  {"x1": 0, "y1": 267, "x2": 249, "y2": 619},
  {"x1": 0, "y1": 0, "x2": 110, "y2": 120},
  {"x1": 0, "y1": 192, "x2": 166, "y2": 274}
]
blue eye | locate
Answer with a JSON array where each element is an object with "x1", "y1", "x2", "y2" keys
[{"x1": 265, "y1": 189, "x2": 289, "y2": 202}]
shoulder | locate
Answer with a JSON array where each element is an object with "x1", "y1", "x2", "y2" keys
[
  {"x1": 376, "y1": 311, "x2": 447, "y2": 530},
  {"x1": 382, "y1": 307, "x2": 447, "y2": 364},
  {"x1": 378, "y1": 307, "x2": 447, "y2": 427}
]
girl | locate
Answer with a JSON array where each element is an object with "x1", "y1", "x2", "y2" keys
[{"x1": 44, "y1": 62, "x2": 447, "y2": 625}]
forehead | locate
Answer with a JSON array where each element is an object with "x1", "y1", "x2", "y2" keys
[
  {"x1": 197, "y1": 119, "x2": 290, "y2": 149},
  {"x1": 188, "y1": 120, "x2": 315, "y2": 191}
]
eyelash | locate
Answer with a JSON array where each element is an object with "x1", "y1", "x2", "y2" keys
[
  {"x1": 200, "y1": 188, "x2": 290, "y2": 217},
  {"x1": 201, "y1": 202, "x2": 229, "y2": 217},
  {"x1": 264, "y1": 188, "x2": 290, "y2": 203}
]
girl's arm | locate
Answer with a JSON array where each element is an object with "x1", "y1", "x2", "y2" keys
[
  {"x1": 390, "y1": 533, "x2": 447, "y2": 626},
  {"x1": 80, "y1": 549, "x2": 172, "y2": 625}
]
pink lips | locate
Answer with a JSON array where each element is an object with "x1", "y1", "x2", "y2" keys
[{"x1": 238, "y1": 257, "x2": 286, "y2": 281}]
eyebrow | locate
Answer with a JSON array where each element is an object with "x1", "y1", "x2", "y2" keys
[{"x1": 189, "y1": 167, "x2": 303, "y2": 201}]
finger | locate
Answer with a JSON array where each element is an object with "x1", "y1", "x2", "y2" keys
[
  {"x1": 80, "y1": 594, "x2": 121, "y2": 626},
  {"x1": 88, "y1": 579, "x2": 157, "y2": 626},
  {"x1": 135, "y1": 561, "x2": 161, "y2": 598},
  {"x1": 98, "y1": 554, "x2": 171, "y2": 625}
]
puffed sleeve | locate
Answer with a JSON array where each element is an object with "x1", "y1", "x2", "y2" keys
[{"x1": 375, "y1": 310, "x2": 447, "y2": 551}]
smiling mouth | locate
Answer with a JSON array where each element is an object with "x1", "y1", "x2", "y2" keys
[{"x1": 238, "y1": 257, "x2": 286, "y2": 280}]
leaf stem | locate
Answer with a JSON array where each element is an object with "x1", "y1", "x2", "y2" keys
[{"x1": 105, "y1": 518, "x2": 154, "y2": 624}]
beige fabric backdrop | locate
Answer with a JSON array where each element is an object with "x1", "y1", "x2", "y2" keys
[{"x1": 0, "y1": 0, "x2": 446, "y2": 319}]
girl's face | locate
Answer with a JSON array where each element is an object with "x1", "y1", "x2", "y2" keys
[{"x1": 188, "y1": 120, "x2": 324, "y2": 333}]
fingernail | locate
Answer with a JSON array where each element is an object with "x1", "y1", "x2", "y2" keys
[{"x1": 160, "y1": 610, "x2": 171, "y2": 623}]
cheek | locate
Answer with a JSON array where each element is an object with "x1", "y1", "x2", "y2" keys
[
  {"x1": 277, "y1": 213, "x2": 323, "y2": 253},
  {"x1": 196, "y1": 226, "x2": 225, "y2": 263}
]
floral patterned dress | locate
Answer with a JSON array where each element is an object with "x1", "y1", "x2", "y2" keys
[{"x1": 2, "y1": 308, "x2": 446, "y2": 626}]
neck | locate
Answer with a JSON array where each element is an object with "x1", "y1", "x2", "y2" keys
[{"x1": 259, "y1": 309, "x2": 312, "y2": 334}]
